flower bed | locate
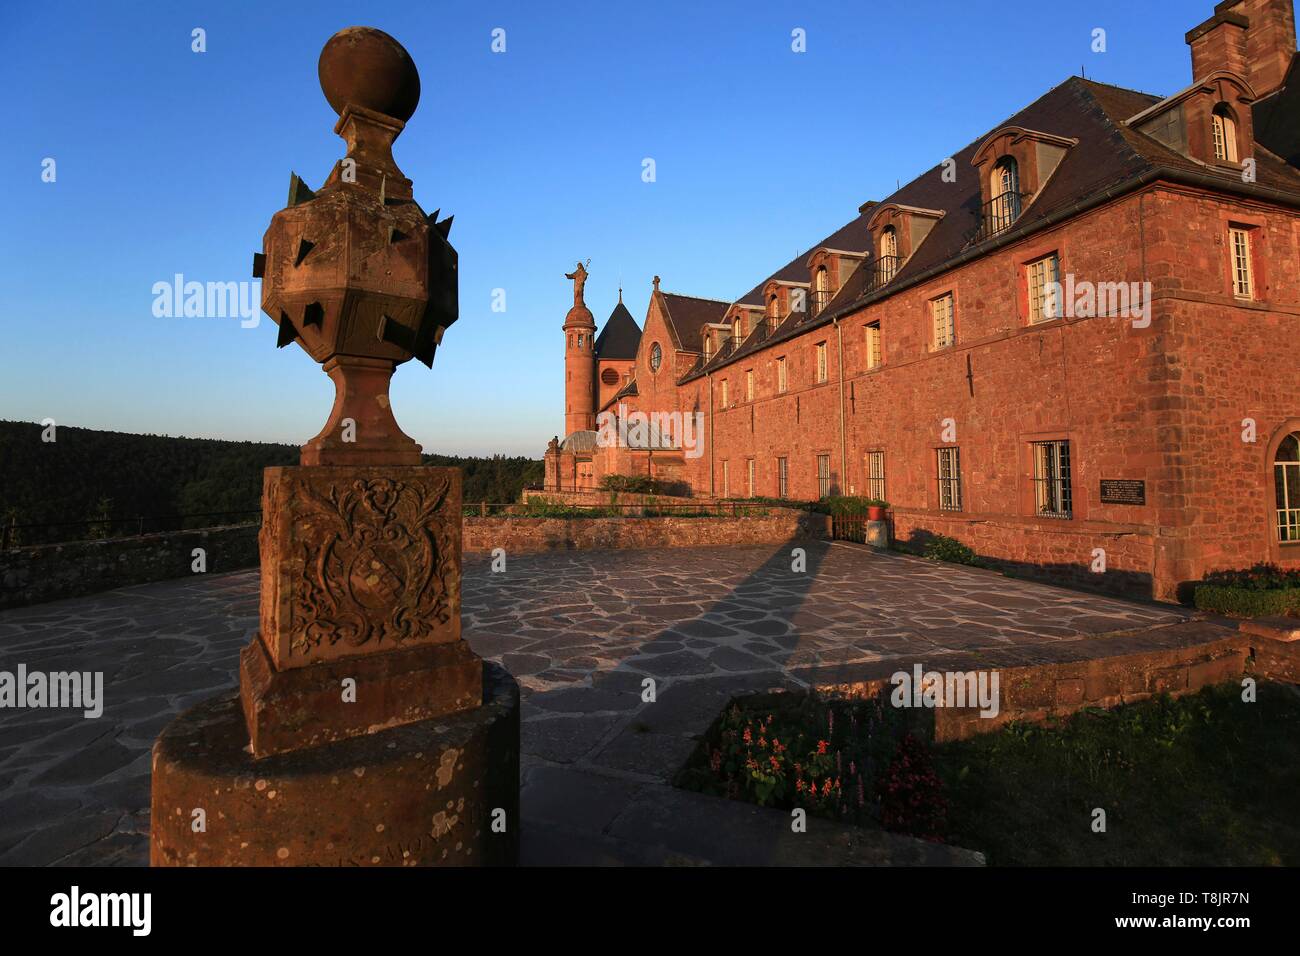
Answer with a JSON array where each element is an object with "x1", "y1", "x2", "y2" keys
[
  {"x1": 678, "y1": 681, "x2": 1300, "y2": 865},
  {"x1": 674, "y1": 689, "x2": 947, "y2": 841},
  {"x1": 1193, "y1": 564, "x2": 1300, "y2": 617}
]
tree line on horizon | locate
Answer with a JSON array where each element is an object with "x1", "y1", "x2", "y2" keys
[{"x1": 0, "y1": 420, "x2": 542, "y2": 542}]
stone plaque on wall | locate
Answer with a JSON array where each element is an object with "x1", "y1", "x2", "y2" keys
[{"x1": 1100, "y1": 479, "x2": 1146, "y2": 505}]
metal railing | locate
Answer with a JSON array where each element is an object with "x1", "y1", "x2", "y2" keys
[
  {"x1": 975, "y1": 191, "x2": 1025, "y2": 242},
  {"x1": 864, "y1": 256, "x2": 904, "y2": 294},
  {"x1": 1, "y1": 510, "x2": 263, "y2": 549},
  {"x1": 812, "y1": 290, "x2": 834, "y2": 315}
]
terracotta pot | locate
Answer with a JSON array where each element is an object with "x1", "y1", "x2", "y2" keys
[{"x1": 867, "y1": 505, "x2": 887, "y2": 521}]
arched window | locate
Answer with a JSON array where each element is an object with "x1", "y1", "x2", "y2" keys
[
  {"x1": 1275, "y1": 432, "x2": 1300, "y2": 542},
  {"x1": 879, "y1": 227, "x2": 899, "y2": 281},
  {"x1": 814, "y1": 266, "x2": 829, "y2": 314},
  {"x1": 1212, "y1": 104, "x2": 1239, "y2": 163},
  {"x1": 990, "y1": 157, "x2": 1021, "y2": 231},
  {"x1": 733, "y1": 317, "x2": 743, "y2": 341},
  {"x1": 768, "y1": 295, "x2": 780, "y2": 318}
]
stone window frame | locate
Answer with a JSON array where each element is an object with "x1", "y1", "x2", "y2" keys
[
  {"x1": 1267, "y1": 421, "x2": 1300, "y2": 561},
  {"x1": 816, "y1": 453, "x2": 832, "y2": 499},
  {"x1": 866, "y1": 450, "x2": 886, "y2": 501},
  {"x1": 930, "y1": 291, "x2": 956, "y2": 351},
  {"x1": 776, "y1": 355, "x2": 788, "y2": 393},
  {"x1": 935, "y1": 445, "x2": 963, "y2": 512},
  {"x1": 1228, "y1": 224, "x2": 1255, "y2": 299},
  {"x1": 864, "y1": 321, "x2": 883, "y2": 370},
  {"x1": 814, "y1": 341, "x2": 828, "y2": 384},
  {"x1": 745, "y1": 368, "x2": 754, "y2": 402},
  {"x1": 1026, "y1": 251, "x2": 1062, "y2": 324},
  {"x1": 776, "y1": 455, "x2": 789, "y2": 499}
]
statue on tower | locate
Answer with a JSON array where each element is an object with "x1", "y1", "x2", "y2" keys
[{"x1": 565, "y1": 260, "x2": 590, "y2": 307}]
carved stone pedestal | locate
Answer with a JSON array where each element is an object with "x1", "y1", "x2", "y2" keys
[{"x1": 150, "y1": 663, "x2": 519, "y2": 867}]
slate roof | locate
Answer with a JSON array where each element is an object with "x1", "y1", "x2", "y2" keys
[
  {"x1": 593, "y1": 300, "x2": 642, "y2": 361},
  {"x1": 656, "y1": 292, "x2": 729, "y2": 351},
  {"x1": 677, "y1": 75, "x2": 1300, "y2": 385}
]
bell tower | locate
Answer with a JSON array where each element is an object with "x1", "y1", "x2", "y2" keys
[{"x1": 563, "y1": 261, "x2": 597, "y2": 435}]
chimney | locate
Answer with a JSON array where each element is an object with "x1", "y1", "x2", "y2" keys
[{"x1": 1187, "y1": 1, "x2": 1297, "y2": 97}]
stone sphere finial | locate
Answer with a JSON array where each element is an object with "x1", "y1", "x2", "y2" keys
[{"x1": 318, "y1": 26, "x2": 421, "y2": 122}]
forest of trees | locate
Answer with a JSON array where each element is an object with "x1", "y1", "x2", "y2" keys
[{"x1": 0, "y1": 420, "x2": 543, "y2": 543}]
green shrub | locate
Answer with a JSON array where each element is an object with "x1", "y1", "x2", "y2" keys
[
  {"x1": 1193, "y1": 585, "x2": 1300, "y2": 617},
  {"x1": 1192, "y1": 563, "x2": 1300, "y2": 617},
  {"x1": 814, "y1": 495, "x2": 873, "y2": 517},
  {"x1": 922, "y1": 533, "x2": 983, "y2": 567}
]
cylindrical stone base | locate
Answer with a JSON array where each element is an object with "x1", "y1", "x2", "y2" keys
[{"x1": 150, "y1": 663, "x2": 519, "y2": 866}]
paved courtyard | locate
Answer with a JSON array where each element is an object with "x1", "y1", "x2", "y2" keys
[{"x1": 0, "y1": 540, "x2": 1191, "y2": 865}]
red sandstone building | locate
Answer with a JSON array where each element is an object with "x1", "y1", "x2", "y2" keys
[{"x1": 545, "y1": 0, "x2": 1300, "y2": 602}]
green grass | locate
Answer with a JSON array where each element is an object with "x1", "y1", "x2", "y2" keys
[{"x1": 933, "y1": 682, "x2": 1300, "y2": 865}]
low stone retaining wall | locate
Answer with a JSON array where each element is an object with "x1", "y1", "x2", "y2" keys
[
  {"x1": 809, "y1": 622, "x2": 1299, "y2": 742},
  {"x1": 464, "y1": 510, "x2": 826, "y2": 555},
  {"x1": 0, "y1": 524, "x2": 260, "y2": 610},
  {"x1": 890, "y1": 509, "x2": 1160, "y2": 601}
]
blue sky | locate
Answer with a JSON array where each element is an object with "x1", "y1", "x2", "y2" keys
[{"x1": 2, "y1": 0, "x2": 1225, "y2": 456}]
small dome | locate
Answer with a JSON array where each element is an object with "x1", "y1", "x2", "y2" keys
[{"x1": 559, "y1": 430, "x2": 599, "y2": 453}]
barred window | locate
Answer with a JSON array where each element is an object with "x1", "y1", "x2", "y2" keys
[
  {"x1": 864, "y1": 322, "x2": 882, "y2": 370},
  {"x1": 931, "y1": 293, "x2": 955, "y2": 350},
  {"x1": 936, "y1": 447, "x2": 962, "y2": 511},
  {"x1": 777, "y1": 356, "x2": 788, "y2": 393},
  {"x1": 866, "y1": 451, "x2": 885, "y2": 501},
  {"x1": 777, "y1": 456, "x2": 788, "y2": 499},
  {"x1": 817, "y1": 454, "x2": 831, "y2": 499},
  {"x1": 721, "y1": 460, "x2": 729, "y2": 498},
  {"x1": 747, "y1": 459, "x2": 755, "y2": 498},
  {"x1": 1027, "y1": 253, "x2": 1060, "y2": 323},
  {"x1": 1230, "y1": 227, "x2": 1253, "y2": 299},
  {"x1": 1032, "y1": 440, "x2": 1073, "y2": 518},
  {"x1": 1276, "y1": 433, "x2": 1300, "y2": 543},
  {"x1": 815, "y1": 342, "x2": 828, "y2": 383}
]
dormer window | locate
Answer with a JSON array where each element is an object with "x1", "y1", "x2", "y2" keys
[
  {"x1": 987, "y1": 157, "x2": 1022, "y2": 234},
  {"x1": 732, "y1": 317, "x2": 743, "y2": 342},
  {"x1": 971, "y1": 127, "x2": 1075, "y2": 243},
  {"x1": 813, "y1": 266, "x2": 831, "y2": 315},
  {"x1": 1211, "y1": 103, "x2": 1239, "y2": 162},
  {"x1": 879, "y1": 227, "x2": 898, "y2": 274}
]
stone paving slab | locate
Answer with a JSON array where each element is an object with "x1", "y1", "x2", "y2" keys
[{"x1": 0, "y1": 540, "x2": 1188, "y2": 865}]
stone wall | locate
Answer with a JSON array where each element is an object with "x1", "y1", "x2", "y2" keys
[
  {"x1": 0, "y1": 524, "x2": 259, "y2": 610},
  {"x1": 890, "y1": 509, "x2": 1159, "y2": 600},
  {"x1": 810, "y1": 625, "x2": 1299, "y2": 743},
  {"x1": 464, "y1": 510, "x2": 827, "y2": 555}
]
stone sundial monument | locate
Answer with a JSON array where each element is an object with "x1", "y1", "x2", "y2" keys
[{"x1": 150, "y1": 26, "x2": 520, "y2": 866}]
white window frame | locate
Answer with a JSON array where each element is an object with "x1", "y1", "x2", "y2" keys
[
  {"x1": 936, "y1": 447, "x2": 962, "y2": 511},
  {"x1": 745, "y1": 369, "x2": 754, "y2": 401},
  {"x1": 720, "y1": 379, "x2": 728, "y2": 407},
  {"x1": 746, "y1": 458, "x2": 755, "y2": 498},
  {"x1": 1027, "y1": 253, "x2": 1061, "y2": 324},
  {"x1": 866, "y1": 451, "x2": 885, "y2": 501},
  {"x1": 931, "y1": 293, "x2": 955, "y2": 350},
  {"x1": 1230, "y1": 226, "x2": 1254, "y2": 299},
  {"x1": 865, "y1": 322, "x2": 881, "y2": 370},
  {"x1": 777, "y1": 356, "x2": 788, "y2": 393},
  {"x1": 815, "y1": 341, "x2": 828, "y2": 383},
  {"x1": 1031, "y1": 439, "x2": 1073, "y2": 519}
]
